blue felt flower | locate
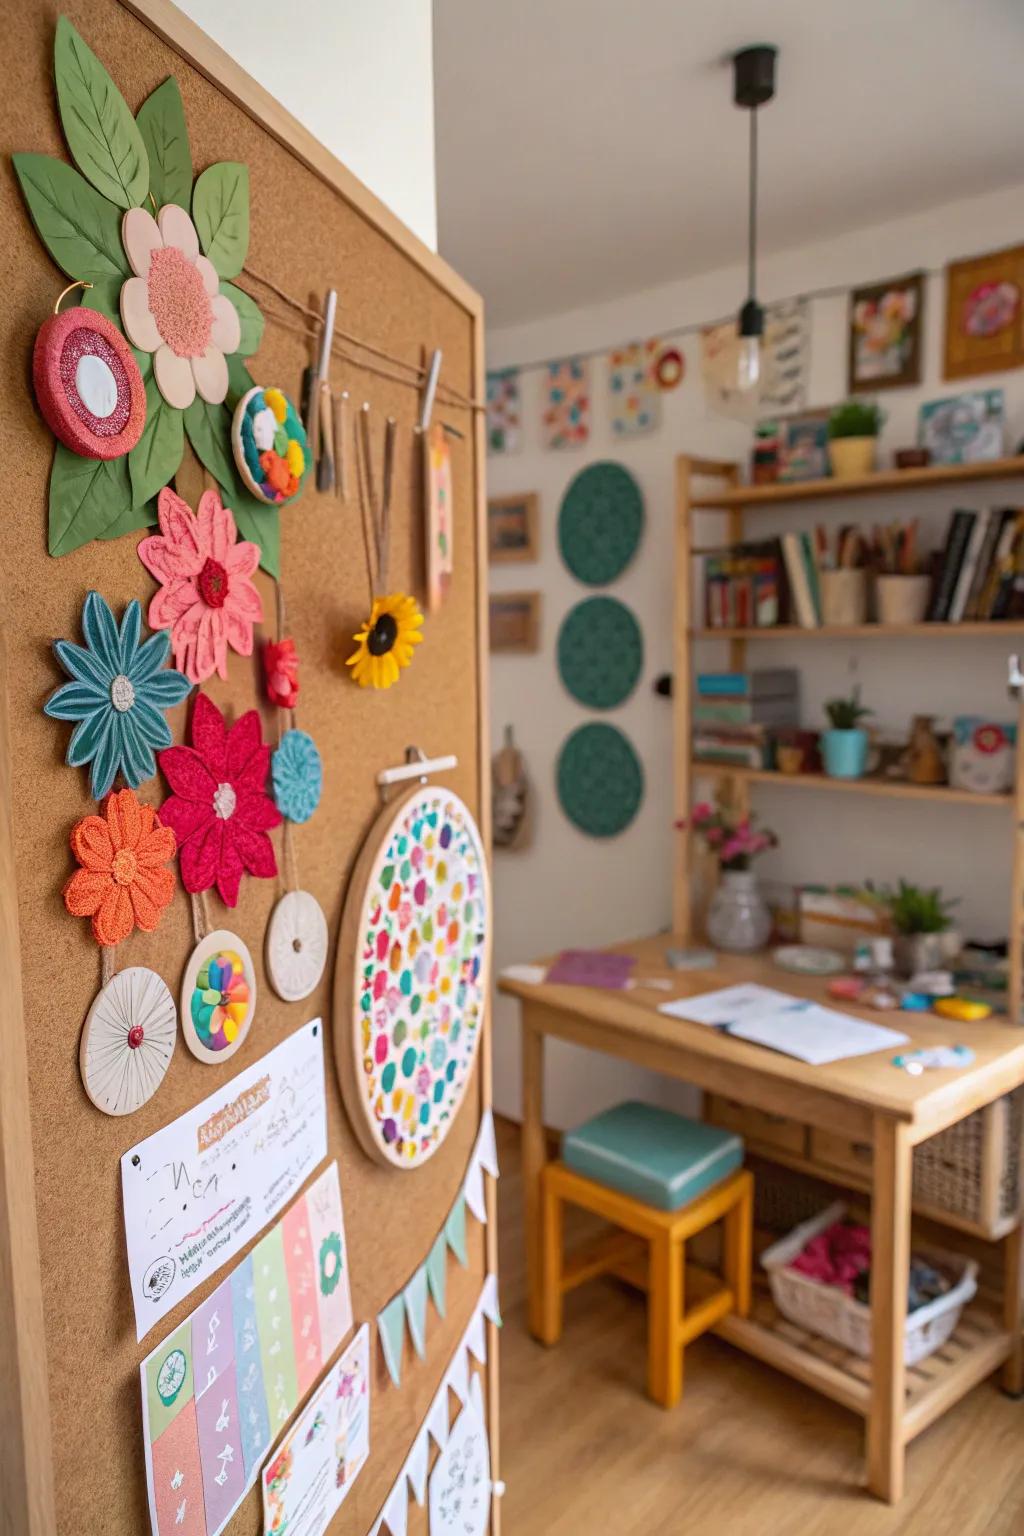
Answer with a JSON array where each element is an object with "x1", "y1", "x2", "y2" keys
[
  {"x1": 44, "y1": 591, "x2": 192, "y2": 799},
  {"x1": 272, "y1": 728, "x2": 323, "y2": 824}
]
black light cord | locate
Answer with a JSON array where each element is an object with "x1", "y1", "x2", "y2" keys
[{"x1": 748, "y1": 107, "x2": 758, "y2": 305}]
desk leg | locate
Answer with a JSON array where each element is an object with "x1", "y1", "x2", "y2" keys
[
  {"x1": 1002, "y1": 1222, "x2": 1024, "y2": 1396},
  {"x1": 522, "y1": 1011, "x2": 547, "y2": 1341},
  {"x1": 867, "y1": 1116, "x2": 911, "y2": 1504}
]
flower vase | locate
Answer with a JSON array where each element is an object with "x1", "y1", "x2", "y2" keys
[{"x1": 706, "y1": 869, "x2": 772, "y2": 954}]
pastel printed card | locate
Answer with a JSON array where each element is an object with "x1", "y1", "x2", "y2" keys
[{"x1": 542, "y1": 358, "x2": 590, "y2": 448}]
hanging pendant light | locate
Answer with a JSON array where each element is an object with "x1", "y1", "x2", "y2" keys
[{"x1": 732, "y1": 45, "x2": 777, "y2": 394}]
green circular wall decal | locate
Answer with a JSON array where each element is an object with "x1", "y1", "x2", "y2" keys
[
  {"x1": 557, "y1": 597, "x2": 643, "y2": 709},
  {"x1": 556, "y1": 723, "x2": 644, "y2": 838},
  {"x1": 558, "y1": 461, "x2": 644, "y2": 585}
]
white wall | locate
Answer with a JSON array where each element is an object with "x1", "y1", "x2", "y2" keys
[
  {"x1": 177, "y1": 1, "x2": 437, "y2": 249},
  {"x1": 487, "y1": 180, "x2": 1024, "y2": 1130}
]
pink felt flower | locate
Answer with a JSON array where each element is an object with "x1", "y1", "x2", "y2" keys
[
  {"x1": 158, "y1": 693, "x2": 281, "y2": 907},
  {"x1": 139, "y1": 487, "x2": 263, "y2": 685},
  {"x1": 119, "y1": 204, "x2": 241, "y2": 408}
]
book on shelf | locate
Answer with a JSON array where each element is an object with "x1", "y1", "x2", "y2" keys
[
  {"x1": 696, "y1": 668, "x2": 799, "y2": 700},
  {"x1": 693, "y1": 697, "x2": 800, "y2": 727},
  {"x1": 701, "y1": 539, "x2": 788, "y2": 629},
  {"x1": 780, "y1": 531, "x2": 820, "y2": 628},
  {"x1": 928, "y1": 506, "x2": 1024, "y2": 622},
  {"x1": 692, "y1": 724, "x2": 770, "y2": 769}
]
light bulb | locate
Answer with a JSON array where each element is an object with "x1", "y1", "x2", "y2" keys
[{"x1": 736, "y1": 333, "x2": 761, "y2": 393}]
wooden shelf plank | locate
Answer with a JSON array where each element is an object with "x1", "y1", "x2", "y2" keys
[
  {"x1": 690, "y1": 622, "x2": 1024, "y2": 640},
  {"x1": 690, "y1": 762, "x2": 1011, "y2": 809},
  {"x1": 690, "y1": 455, "x2": 1024, "y2": 510}
]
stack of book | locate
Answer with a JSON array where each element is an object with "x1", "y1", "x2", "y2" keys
[
  {"x1": 693, "y1": 670, "x2": 800, "y2": 768},
  {"x1": 702, "y1": 539, "x2": 789, "y2": 629},
  {"x1": 926, "y1": 507, "x2": 1024, "y2": 621}
]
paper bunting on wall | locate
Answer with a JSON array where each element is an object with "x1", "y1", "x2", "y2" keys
[
  {"x1": 368, "y1": 1275, "x2": 502, "y2": 1536},
  {"x1": 542, "y1": 357, "x2": 590, "y2": 448},
  {"x1": 486, "y1": 368, "x2": 521, "y2": 455},
  {"x1": 608, "y1": 341, "x2": 662, "y2": 437},
  {"x1": 377, "y1": 1109, "x2": 498, "y2": 1387}
]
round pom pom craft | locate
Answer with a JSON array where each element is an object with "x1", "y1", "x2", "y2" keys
[
  {"x1": 232, "y1": 385, "x2": 309, "y2": 505},
  {"x1": 80, "y1": 965, "x2": 177, "y2": 1115},
  {"x1": 266, "y1": 889, "x2": 328, "y2": 1002},
  {"x1": 180, "y1": 929, "x2": 257, "y2": 1064},
  {"x1": 33, "y1": 286, "x2": 146, "y2": 459}
]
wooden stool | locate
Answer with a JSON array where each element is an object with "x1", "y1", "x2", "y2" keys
[{"x1": 536, "y1": 1101, "x2": 753, "y2": 1408}]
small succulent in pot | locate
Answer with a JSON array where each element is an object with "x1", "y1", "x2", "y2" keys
[
  {"x1": 822, "y1": 688, "x2": 872, "y2": 779},
  {"x1": 827, "y1": 399, "x2": 885, "y2": 478},
  {"x1": 861, "y1": 880, "x2": 960, "y2": 976}
]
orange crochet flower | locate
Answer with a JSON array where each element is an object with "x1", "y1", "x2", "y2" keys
[{"x1": 64, "y1": 788, "x2": 177, "y2": 947}]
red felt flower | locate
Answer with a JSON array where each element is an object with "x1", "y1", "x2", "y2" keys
[
  {"x1": 158, "y1": 692, "x2": 281, "y2": 907},
  {"x1": 263, "y1": 636, "x2": 299, "y2": 709}
]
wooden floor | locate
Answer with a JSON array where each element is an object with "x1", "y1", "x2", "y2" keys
[{"x1": 495, "y1": 1117, "x2": 1024, "y2": 1535}]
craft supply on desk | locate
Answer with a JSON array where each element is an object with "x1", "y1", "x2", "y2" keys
[
  {"x1": 665, "y1": 945, "x2": 717, "y2": 970},
  {"x1": 934, "y1": 996, "x2": 993, "y2": 1022},
  {"x1": 772, "y1": 944, "x2": 845, "y2": 976},
  {"x1": 658, "y1": 982, "x2": 908, "y2": 1065},
  {"x1": 499, "y1": 963, "x2": 548, "y2": 986},
  {"x1": 893, "y1": 1044, "x2": 976, "y2": 1074},
  {"x1": 545, "y1": 949, "x2": 636, "y2": 989}
]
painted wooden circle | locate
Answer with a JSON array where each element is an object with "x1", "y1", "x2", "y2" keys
[
  {"x1": 79, "y1": 966, "x2": 176, "y2": 1116},
  {"x1": 32, "y1": 307, "x2": 146, "y2": 459},
  {"x1": 180, "y1": 929, "x2": 257, "y2": 1064},
  {"x1": 232, "y1": 385, "x2": 309, "y2": 505},
  {"x1": 558, "y1": 461, "x2": 644, "y2": 585},
  {"x1": 266, "y1": 890, "x2": 328, "y2": 1002},
  {"x1": 557, "y1": 596, "x2": 643, "y2": 709},
  {"x1": 335, "y1": 783, "x2": 490, "y2": 1169},
  {"x1": 557, "y1": 722, "x2": 644, "y2": 837}
]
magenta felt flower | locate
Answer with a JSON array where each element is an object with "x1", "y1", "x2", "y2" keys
[
  {"x1": 138, "y1": 487, "x2": 263, "y2": 685},
  {"x1": 158, "y1": 692, "x2": 281, "y2": 906}
]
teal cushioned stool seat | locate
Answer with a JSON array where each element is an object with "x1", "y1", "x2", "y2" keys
[{"x1": 563, "y1": 1100, "x2": 743, "y2": 1212}]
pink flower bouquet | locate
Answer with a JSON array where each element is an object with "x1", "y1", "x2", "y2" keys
[{"x1": 677, "y1": 802, "x2": 778, "y2": 872}]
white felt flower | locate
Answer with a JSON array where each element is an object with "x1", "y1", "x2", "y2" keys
[
  {"x1": 119, "y1": 204, "x2": 241, "y2": 410},
  {"x1": 252, "y1": 405, "x2": 277, "y2": 451}
]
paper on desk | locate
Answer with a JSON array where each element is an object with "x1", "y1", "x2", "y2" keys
[
  {"x1": 499, "y1": 963, "x2": 548, "y2": 986},
  {"x1": 658, "y1": 983, "x2": 908, "y2": 1065}
]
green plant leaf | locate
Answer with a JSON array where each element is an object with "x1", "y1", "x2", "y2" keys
[
  {"x1": 220, "y1": 282, "x2": 264, "y2": 358},
  {"x1": 136, "y1": 77, "x2": 192, "y2": 209},
  {"x1": 192, "y1": 162, "x2": 249, "y2": 279},
  {"x1": 14, "y1": 153, "x2": 129, "y2": 282},
  {"x1": 54, "y1": 16, "x2": 149, "y2": 209},
  {"x1": 96, "y1": 495, "x2": 158, "y2": 541},
  {"x1": 226, "y1": 353, "x2": 256, "y2": 408},
  {"x1": 183, "y1": 396, "x2": 236, "y2": 488},
  {"x1": 129, "y1": 378, "x2": 184, "y2": 507},
  {"x1": 48, "y1": 445, "x2": 132, "y2": 557},
  {"x1": 231, "y1": 497, "x2": 280, "y2": 579}
]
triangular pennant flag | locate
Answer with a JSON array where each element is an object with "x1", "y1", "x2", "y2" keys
[
  {"x1": 476, "y1": 1107, "x2": 499, "y2": 1178},
  {"x1": 378, "y1": 1294, "x2": 407, "y2": 1387},
  {"x1": 467, "y1": 1307, "x2": 488, "y2": 1366},
  {"x1": 403, "y1": 1265, "x2": 429, "y2": 1359},
  {"x1": 445, "y1": 1193, "x2": 468, "y2": 1266},
  {"x1": 382, "y1": 1479, "x2": 409, "y2": 1536},
  {"x1": 427, "y1": 1385, "x2": 451, "y2": 1451},
  {"x1": 448, "y1": 1339, "x2": 470, "y2": 1406},
  {"x1": 425, "y1": 1230, "x2": 448, "y2": 1319},
  {"x1": 405, "y1": 1431, "x2": 429, "y2": 1506},
  {"x1": 464, "y1": 1154, "x2": 487, "y2": 1224},
  {"x1": 481, "y1": 1271, "x2": 503, "y2": 1327}
]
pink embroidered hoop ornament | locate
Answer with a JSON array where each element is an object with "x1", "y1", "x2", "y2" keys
[{"x1": 32, "y1": 282, "x2": 146, "y2": 459}]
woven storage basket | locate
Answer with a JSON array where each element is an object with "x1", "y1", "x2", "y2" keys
[
  {"x1": 913, "y1": 1089, "x2": 1023, "y2": 1226},
  {"x1": 761, "y1": 1201, "x2": 978, "y2": 1366}
]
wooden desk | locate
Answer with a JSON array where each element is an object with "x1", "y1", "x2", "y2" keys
[{"x1": 499, "y1": 936, "x2": 1024, "y2": 1504}]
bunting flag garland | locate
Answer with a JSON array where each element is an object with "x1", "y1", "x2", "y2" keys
[
  {"x1": 608, "y1": 340, "x2": 662, "y2": 437},
  {"x1": 542, "y1": 357, "x2": 590, "y2": 449},
  {"x1": 377, "y1": 1109, "x2": 498, "y2": 1388},
  {"x1": 485, "y1": 368, "x2": 521, "y2": 455},
  {"x1": 368, "y1": 1274, "x2": 502, "y2": 1536}
]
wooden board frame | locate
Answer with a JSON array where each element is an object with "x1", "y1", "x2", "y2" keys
[{"x1": 0, "y1": 2, "x2": 500, "y2": 1532}]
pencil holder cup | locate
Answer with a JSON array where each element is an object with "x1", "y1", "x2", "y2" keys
[
  {"x1": 876, "y1": 574, "x2": 931, "y2": 626},
  {"x1": 821, "y1": 569, "x2": 868, "y2": 626}
]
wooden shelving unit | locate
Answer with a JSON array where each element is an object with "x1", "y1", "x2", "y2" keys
[{"x1": 672, "y1": 453, "x2": 1024, "y2": 1022}]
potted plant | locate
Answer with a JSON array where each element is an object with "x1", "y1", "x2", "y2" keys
[
  {"x1": 827, "y1": 399, "x2": 884, "y2": 479},
  {"x1": 679, "y1": 803, "x2": 778, "y2": 952},
  {"x1": 862, "y1": 880, "x2": 960, "y2": 976},
  {"x1": 822, "y1": 688, "x2": 872, "y2": 779}
]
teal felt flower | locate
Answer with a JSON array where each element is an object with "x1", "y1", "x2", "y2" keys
[
  {"x1": 44, "y1": 591, "x2": 192, "y2": 798},
  {"x1": 271, "y1": 728, "x2": 322, "y2": 824}
]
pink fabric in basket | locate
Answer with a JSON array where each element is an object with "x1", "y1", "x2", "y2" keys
[{"x1": 788, "y1": 1220, "x2": 871, "y2": 1296}]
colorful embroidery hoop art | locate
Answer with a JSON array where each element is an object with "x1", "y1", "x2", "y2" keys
[
  {"x1": 180, "y1": 929, "x2": 257, "y2": 1063},
  {"x1": 33, "y1": 300, "x2": 146, "y2": 459},
  {"x1": 232, "y1": 385, "x2": 309, "y2": 505},
  {"x1": 266, "y1": 890, "x2": 328, "y2": 1002},
  {"x1": 334, "y1": 783, "x2": 490, "y2": 1169},
  {"x1": 80, "y1": 966, "x2": 177, "y2": 1115}
]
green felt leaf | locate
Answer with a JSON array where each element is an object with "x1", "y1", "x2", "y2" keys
[
  {"x1": 232, "y1": 495, "x2": 280, "y2": 579},
  {"x1": 221, "y1": 281, "x2": 264, "y2": 358},
  {"x1": 48, "y1": 445, "x2": 133, "y2": 557},
  {"x1": 14, "y1": 153, "x2": 129, "y2": 282},
  {"x1": 183, "y1": 396, "x2": 236, "y2": 488},
  {"x1": 129, "y1": 378, "x2": 184, "y2": 508},
  {"x1": 54, "y1": 16, "x2": 149, "y2": 209},
  {"x1": 136, "y1": 77, "x2": 192, "y2": 209},
  {"x1": 226, "y1": 353, "x2": 256, "y2": 408},
  {"x1": 96, "y1": 496, "x2": 158, "y2": 541},
  {"x1": 192, "y1": 162, "x2": 249, "y2": 279}
]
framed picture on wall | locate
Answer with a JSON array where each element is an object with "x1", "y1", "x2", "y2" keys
[
  {"x1": 848, "y1": 271, "x2": 924, "y2": 391},
  {"x1": 489, "y1": 591, "x2": 541, "y2": 653},
  {"x1": 918, "y1": 389, "x2": 1005, "y2": 464},
  {"x1": 943, "y1": 244, "x2": 1024, "y2": 379},
  {"x1": 775, "y1": 408, "x2": 830, "y2": 482},
  {"x1": 487, "y1": 493, "x2": 539, "y2": 563}
]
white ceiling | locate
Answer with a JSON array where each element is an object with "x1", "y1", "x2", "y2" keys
[{"x1": 433, "y1": 0, "x2": 1024, "y2": 328}]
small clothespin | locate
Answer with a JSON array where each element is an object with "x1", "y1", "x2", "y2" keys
[
  {"x1": 315, "y1": 289, "x2": 337, "y2": 493},
  {"x1": 418, "y1": 349, "x2": 442, "y2": 435}
]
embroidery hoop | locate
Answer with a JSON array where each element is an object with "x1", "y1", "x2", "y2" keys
[
  {"x1": 180, "y1": 927, "x2": 258, "y2": 1064},
  {"x1": 33, "y1": 281, "x2": 146, "y2": 459}
]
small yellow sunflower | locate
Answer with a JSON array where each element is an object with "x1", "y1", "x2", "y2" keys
[{"x1": 347, "y1": 593, "x2": 424, "y2": 689}]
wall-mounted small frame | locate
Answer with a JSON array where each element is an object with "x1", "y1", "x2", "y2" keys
[
  {"x1": 487, "y1": 492, "x2": 538, "y2": 564},
  {"x1": 489, "y1": 590, "x2": 541, "y2": 653},
  {"x1": 944, "y1": 244, "x2": 1024, "y2": 380}
]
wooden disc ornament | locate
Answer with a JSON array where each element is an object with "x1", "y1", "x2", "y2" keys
[
  {"x1": 33, "y1": 300, "x2": 146, "y2": 459},
  {"x1": 180, "y1": 929, "x2": 257, "y2": 1064},
  {"x1": 232, "y1": 385, "x2": 309, "y2": 505},
  {"x1": 266, "y1": 890, "x2": 328, "y2": 1002},
  {"x1": 79, "y1": 966, "x2": 176, "y2": 1116},
  {"x1": 334, "y1": 783, "x2": 490, "y2": 1168}
]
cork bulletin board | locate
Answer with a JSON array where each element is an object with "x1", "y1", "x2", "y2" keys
[{"x1": 0, "y1": 4, "x2": 497, "y2": 1534}]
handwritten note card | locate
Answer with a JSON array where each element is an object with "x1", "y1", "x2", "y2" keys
[
  {"x1": 141, "y1": 1162, "x2": 352, "y2": 1536},
  {"x1": 261, "y1": 1324, "x2": 370, "y2": 1536},
  {"x1": 122, "y1": 1018, "x2": 327, "y2": 1339}
]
